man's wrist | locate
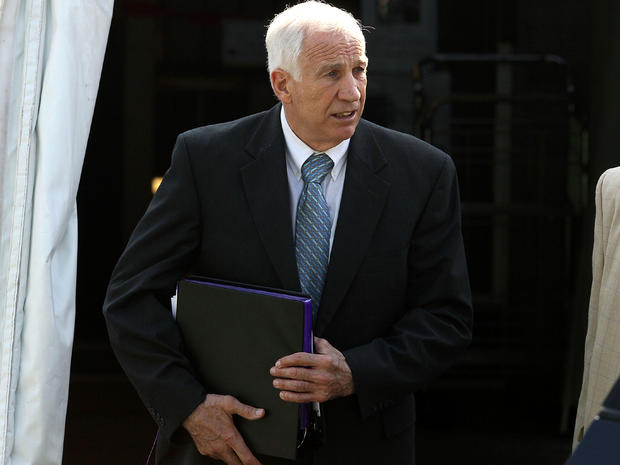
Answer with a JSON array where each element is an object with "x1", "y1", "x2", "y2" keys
[{"x1": 182, "y1": 394, "x2": 209, "y2": 435}]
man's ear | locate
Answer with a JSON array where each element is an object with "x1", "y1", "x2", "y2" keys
[{"x1": 270, "y1": 69, "x2": 293, "y2": 104}]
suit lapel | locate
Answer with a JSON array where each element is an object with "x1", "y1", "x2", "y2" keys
[
  {"x1": 316, "y1": 122, "x2": 390, "y2": 335},
  {"x1": 240, "y1": 105, "x2": 301, "y2": 292}
]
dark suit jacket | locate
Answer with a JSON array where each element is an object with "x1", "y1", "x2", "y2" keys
[{"x1": 103, "y1": 103, "x2": 472, "y2": 465}]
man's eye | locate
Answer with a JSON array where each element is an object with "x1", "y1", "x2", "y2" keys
[{"x1": 327, "y1": 71, "x2": 337, "y2": 78}]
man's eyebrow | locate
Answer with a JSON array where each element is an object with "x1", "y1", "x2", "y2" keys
[
  {"x1": 317, "y1": 62, "x2": 344, "y2": 74},
  {"x1": 316, "y1": 59, "x2": 368, "y2": 75}
]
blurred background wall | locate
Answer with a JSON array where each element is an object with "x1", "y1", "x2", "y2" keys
[{"x1": 64, "y1": 0, "x2": 620, "y2": 463}]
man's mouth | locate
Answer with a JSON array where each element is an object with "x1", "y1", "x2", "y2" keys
[{"x1": 333, "y1": 111, "x2": 356, "y2": 120}]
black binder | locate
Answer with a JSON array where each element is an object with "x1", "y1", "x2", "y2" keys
[{"x1": 176, "y1": 277, "x2": 313, "y2": 460}]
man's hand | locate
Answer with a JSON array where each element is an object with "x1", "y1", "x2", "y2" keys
[
  {"x1": 270, "y1": 337, "x2": 355, "y2": 403},
  {"x1": 182, "y1": 394, "x2": 265, "y2": 465}
]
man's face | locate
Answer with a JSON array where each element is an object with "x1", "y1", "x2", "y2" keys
[{"x1": 283, "y1": 30, "x2": 368, "y2": 152}]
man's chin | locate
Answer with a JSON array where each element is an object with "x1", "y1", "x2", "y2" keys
[
  {"x1": 335, "y1": 122, "x2": 360, "y2": 141},
  {"x1": 310, "y1": 122, "x2": 362, "y2": 151},
  {"x1": 335, "y1": 114, "x2": 360, "y2": 133}
]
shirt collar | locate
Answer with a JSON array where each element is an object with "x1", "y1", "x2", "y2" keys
[{"x1": 280, "y1": 106, "x2": 349, "y2": 182}]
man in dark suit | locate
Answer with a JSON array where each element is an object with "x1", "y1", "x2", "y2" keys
[{"x1": 103, "y1": 2, "x2": 472, "y2": 464}]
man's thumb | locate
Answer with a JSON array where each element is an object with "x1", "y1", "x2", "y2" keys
[{"x1": 235, "y1": 401, "x2": 265, "y2": 420}]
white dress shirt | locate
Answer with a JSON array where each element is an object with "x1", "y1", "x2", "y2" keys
[{"x1": 280, "y1": 106, "x2": 348, "y2": 255}]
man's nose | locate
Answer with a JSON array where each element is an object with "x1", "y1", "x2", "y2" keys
[{"x1": 338, "y1": 73, "x2": 361, "y2": 101}]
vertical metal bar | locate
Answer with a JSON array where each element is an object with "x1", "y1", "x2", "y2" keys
[{"x1": 492, "y1": 43, "x2": 512, "y2": 303}]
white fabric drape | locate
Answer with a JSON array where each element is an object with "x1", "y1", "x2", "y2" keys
[{"x1": 0, "y1": 1, "x2": 113, "y2": 464}]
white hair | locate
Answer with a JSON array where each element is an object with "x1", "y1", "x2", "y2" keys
[{"x1": 265, "y1": 1, "x2": 366, "y2": 81}]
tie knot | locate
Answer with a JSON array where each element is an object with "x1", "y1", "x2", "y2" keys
[{"x1": 301, "y1": 153, "x2": 334, "y2": 184}]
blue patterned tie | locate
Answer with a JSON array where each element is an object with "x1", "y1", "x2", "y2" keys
[{"x1": 295, "y1": 153, "x2": 334, "y2": 319}]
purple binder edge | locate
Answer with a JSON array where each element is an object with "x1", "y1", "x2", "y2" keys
[
  {"x1": 300, "y1": 298, "x2": 313, "y2": 431},
  {"x1": 183, "y1": 278, "x2": 313, "y2": 431}
]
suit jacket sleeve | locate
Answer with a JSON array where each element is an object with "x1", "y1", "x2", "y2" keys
[
  {"x1": 103, "y1": 133, "x2": 206, "y2": 440},
  {"x1": 342, "y1": 154, "x2": 472, "y2": 419}
]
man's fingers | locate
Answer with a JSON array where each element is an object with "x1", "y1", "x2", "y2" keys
[
  {"x1": 273, "y1": 372, "x2": 332, "y2": 403},
  {"x1": 229, "y1": 432, "x2": 264, "y2": 465},
  {"x1": 210, "y1": 421, "x2": 263, "y2": 465},
  {"x1": 184, "y1": 394, "x2": 265, "y2": 465},
  {"x1": 313, "y1": 336, "x2": 332, "y2": 353},
  {"x1": 270, "y1": 338, "x2": 355, "y2": 402},
  {"x1": 275, "y1": 351, "x2": 320, "y2": 368},
  {"x1": 219, "y1": 448, "x2": 244, "y2": 465},
  {"x1": 279, "y1": 390, "x2": 324, "y2": 403},
  {"x1": 273, "y1": 377, "x2": 313, "y2": 393},
  {"x1": 270, "y1": 364, "x2": 320, "y2": 382}
]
